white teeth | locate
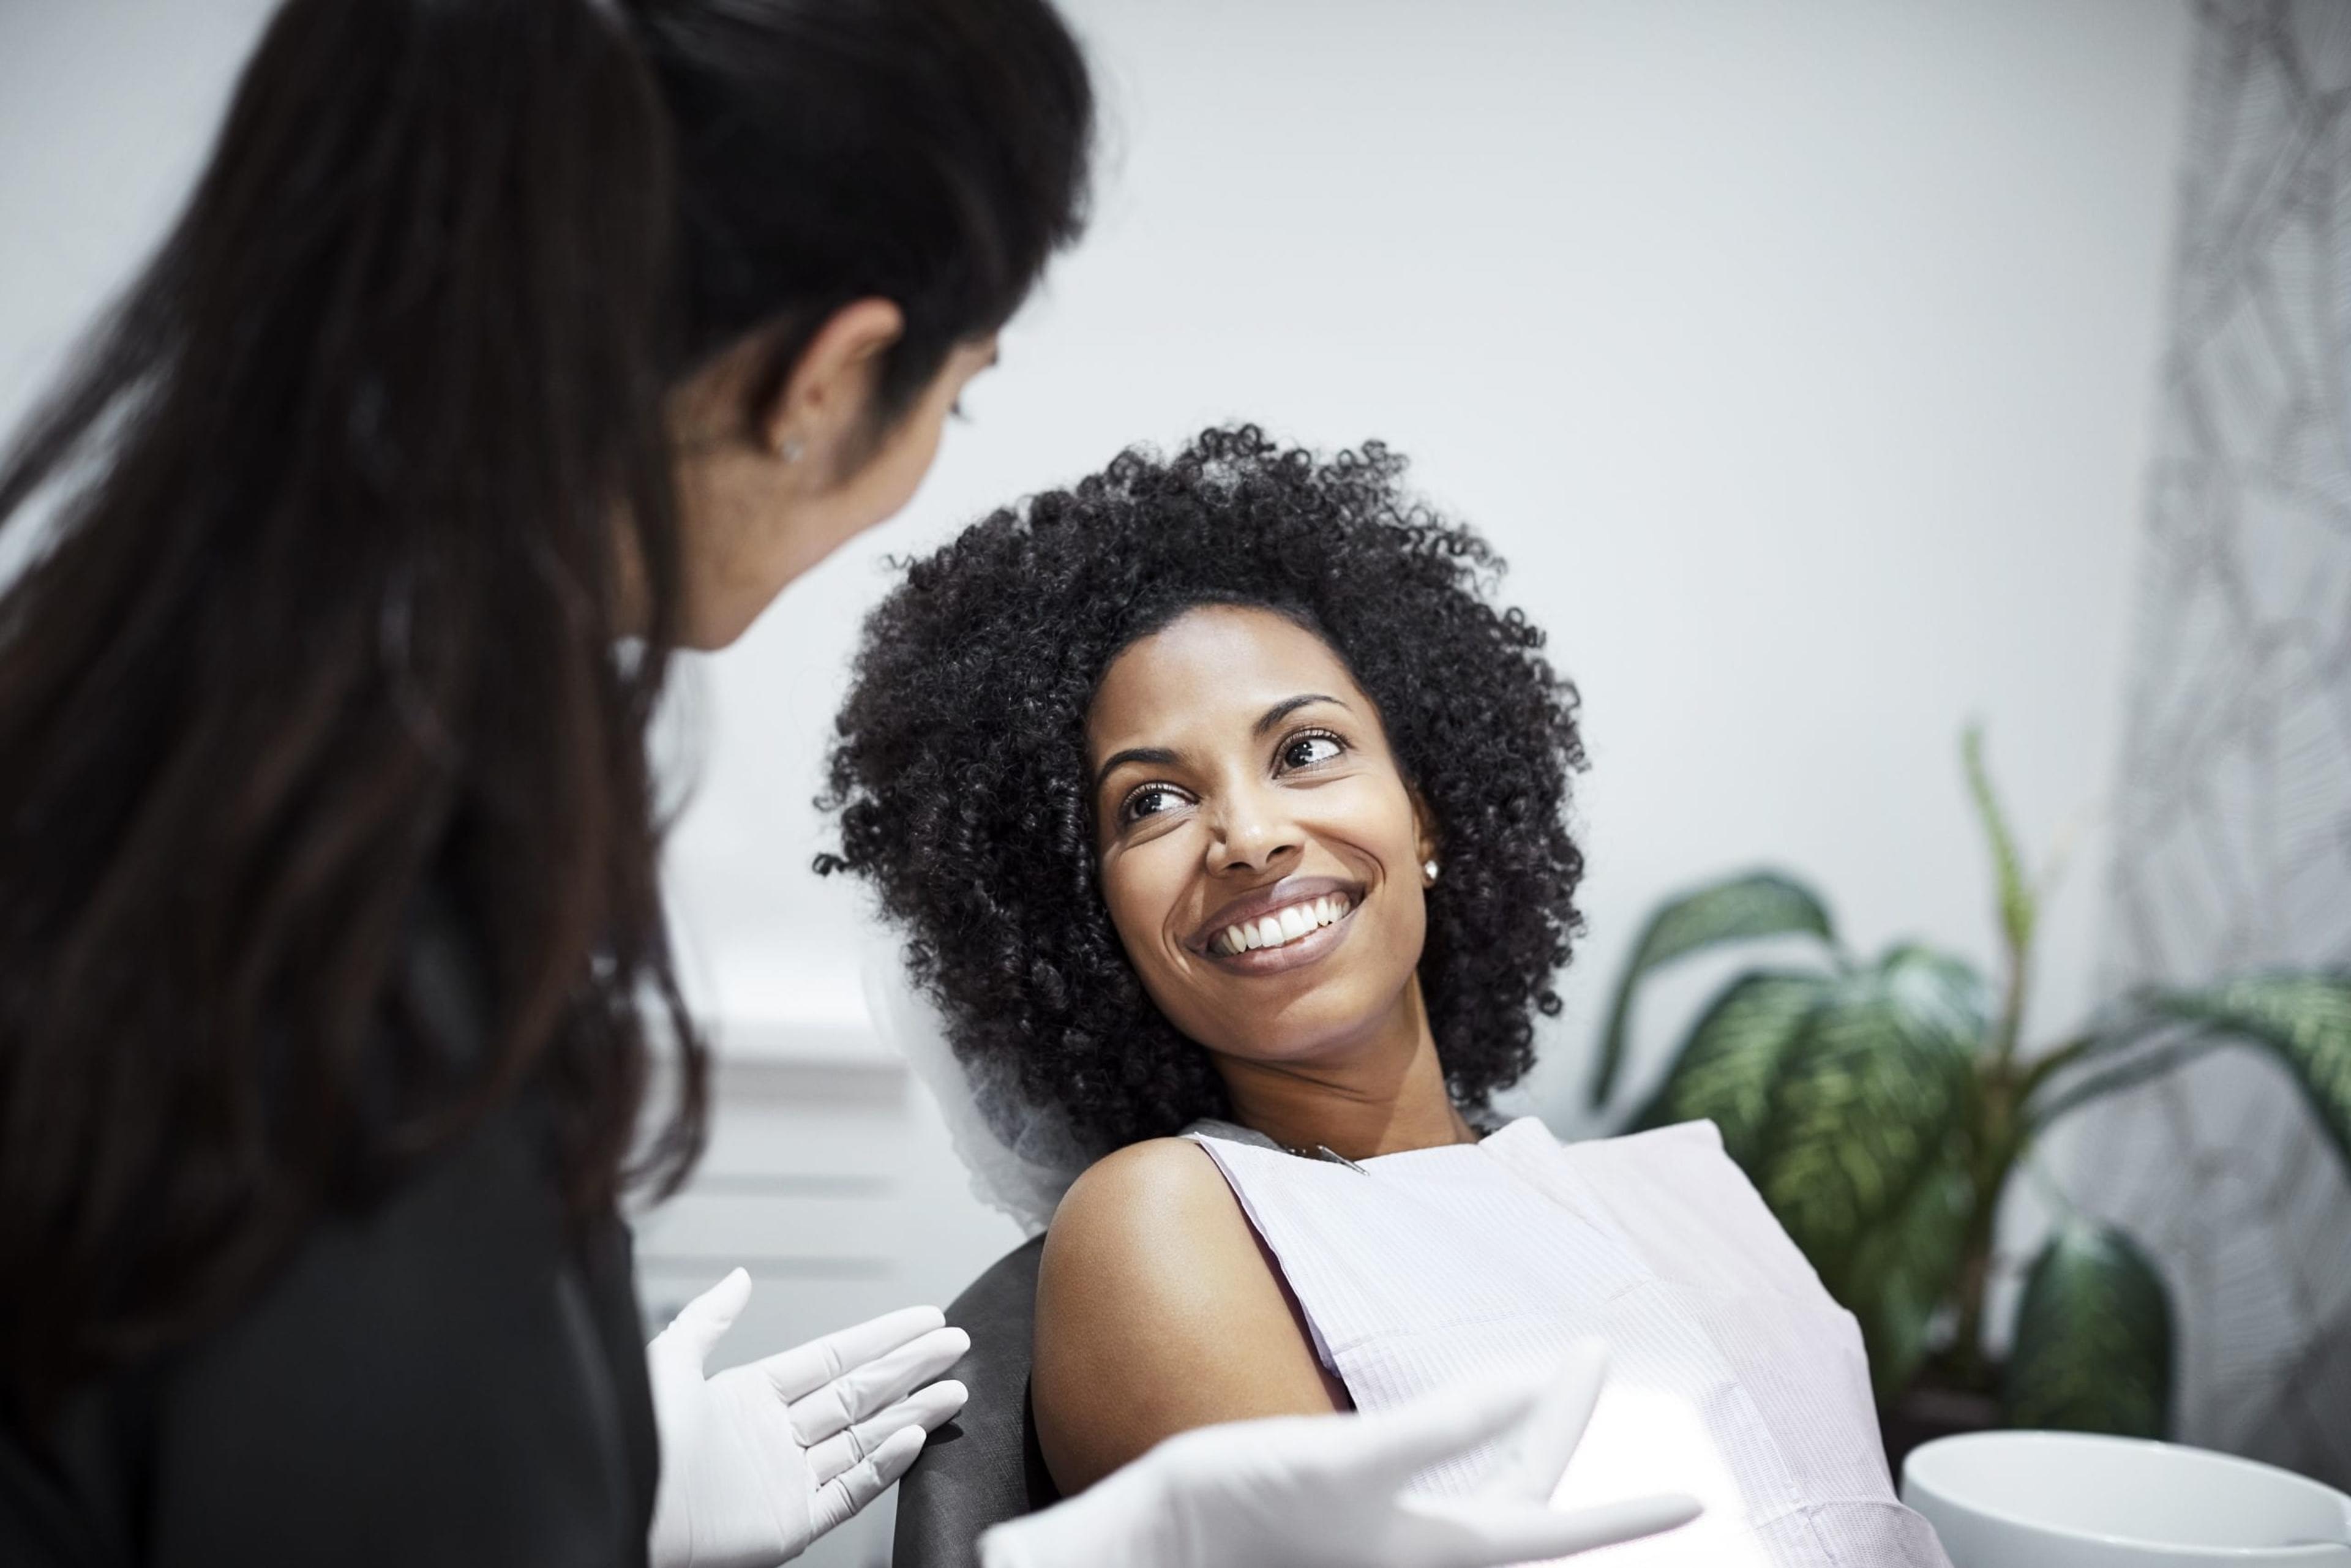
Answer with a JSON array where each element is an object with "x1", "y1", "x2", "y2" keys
[{"x1": 1213, "y1": 895, "x2": 1356, "y2": 956}]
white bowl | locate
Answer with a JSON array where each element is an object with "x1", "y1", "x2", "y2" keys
[{"x1": 1902, "y1": 1430, "x2": 2351, "y2": 1566}]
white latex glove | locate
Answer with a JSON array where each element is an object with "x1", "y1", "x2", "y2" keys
[
  {"x1": 978, "y1": 1341, "x2": 1700, "y2": 1568},
  {"x1": 647, "y1": 1269, "x2": 970, "y2": 1568}
]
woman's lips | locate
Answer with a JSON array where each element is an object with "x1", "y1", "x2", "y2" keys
[
  {"x1": 1187, "y1": 874, "x2": 1366, "y2": 977},
  {"x1": 1204, "y1": 889, "x2": 1354, "y2": 955},
  {"x1": 1200, "y1": 898, "x2": 1358, "y2": 976},
  {"x1": 1188, "y1": 874, "x2": 1363, "y2": 953}
]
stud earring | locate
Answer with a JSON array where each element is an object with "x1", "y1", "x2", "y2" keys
[
  {"x1": 1422, "y1": 858, "x2": 1441, "y2": 885},
  {"x1": 774, "y1": 435, "x2": 804, "y2": 463}
]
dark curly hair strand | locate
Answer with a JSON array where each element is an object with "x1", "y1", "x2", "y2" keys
[{"x1": 819, "y1": 426, "x2": 1585, "y2": 1158}]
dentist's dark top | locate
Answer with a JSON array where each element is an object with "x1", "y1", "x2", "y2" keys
[{"x1": 0, "y1": 907, "x2": 659, "y2": 1567}]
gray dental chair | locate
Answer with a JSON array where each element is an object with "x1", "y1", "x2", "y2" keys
[{"x1": 892, "y1": 1236, "x2": 1061, "y2": 1568}]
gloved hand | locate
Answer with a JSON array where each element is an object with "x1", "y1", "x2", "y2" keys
[
  {"x1": 647, "y1": 1269, "x2": 970, "y2": 1568},
  {"x1": 978, "y1": 1341, "x2": 1700, "y2": 1568}
]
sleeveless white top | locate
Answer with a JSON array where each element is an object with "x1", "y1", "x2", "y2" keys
[{"x1": 1185, "y1": 1117, "x2": 1951, "y2": 1567}]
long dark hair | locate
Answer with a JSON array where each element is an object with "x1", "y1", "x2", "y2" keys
[{"x1": 0, "y1": 0, "x2": 1090, "y2": 1424}]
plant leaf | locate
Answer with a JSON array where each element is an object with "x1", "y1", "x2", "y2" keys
[
  {"x1": 1962, "y1": 725, "x2": 2034, "y2": 955},
  {"x1": 2025, "y1": 1030, "x2": 2229, "y2": 1136},
  {"x1": 1633, "y1": 971, "x2": 1828, "y2": 1168},
  {"x1": 1839, "y1": 1156, "x2": 1976, "y2": 1397},
  {"x1": 2142, "y1": 970, "x2": 2351, "y2": 1167},
  {"x1": 1755, "y1": 945, "x2": 1989, "y2": 1395},
  {"x1": 1588, "y1": 871, "x2": 1835, "y2": 1108},
  {"x1": 2005, "y1": 1220, "x2": 2171, "y2": 1436}
]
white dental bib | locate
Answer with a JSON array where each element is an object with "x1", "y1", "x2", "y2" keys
[{"x1": 1183, "y1": 1117, "x2": 1952, "y2": 1567}]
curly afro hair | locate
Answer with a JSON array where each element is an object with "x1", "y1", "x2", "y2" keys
[{"x1": 819, "y1": 426, "x2": 1585, "y2": 1158}]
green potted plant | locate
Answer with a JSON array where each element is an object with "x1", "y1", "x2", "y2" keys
[{"x1": 1583, "y1": 727, "x2": 2351, "y2": 1442}]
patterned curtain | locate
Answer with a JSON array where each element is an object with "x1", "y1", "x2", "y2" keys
[{"x1": 2083, "y1": 0, "x2": 2351, "y2": 1487}]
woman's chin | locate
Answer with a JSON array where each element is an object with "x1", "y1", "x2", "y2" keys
[{"x1": 1198, "y1": 989, "x2": 1418, "y2": 1071}]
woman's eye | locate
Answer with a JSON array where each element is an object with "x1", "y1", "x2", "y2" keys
[
  {"x1": 1280, "y1": 732, "x2": 1345, "y2": 770},
  {"x1": 1119, "y1": 783, "x2": 1188, "y2": 825}
]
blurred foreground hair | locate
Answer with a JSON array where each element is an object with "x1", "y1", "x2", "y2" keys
[{"x1": 0, "y1": 0, "x2": 1089, "y2": 1425}]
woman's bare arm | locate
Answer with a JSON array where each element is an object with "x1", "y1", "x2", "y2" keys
[{"x1": 1031, "y1": 1138, "x2": 1344, "y2": 1494}]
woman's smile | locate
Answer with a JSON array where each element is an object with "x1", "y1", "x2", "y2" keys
[{"x1": 1190, "y1": 875, "x2": 1363, "y2": 972}]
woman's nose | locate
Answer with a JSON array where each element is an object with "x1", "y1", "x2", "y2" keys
[{"x1": 1207, "y1": 785, "x2": 1303, "y2": 874}]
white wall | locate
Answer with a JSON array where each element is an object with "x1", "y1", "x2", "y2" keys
[
  {"x1": 1, "y1": 2, "x2": 2197, "y2": 1558},
  {"x1": 0, "y1": 0, "x2": 2199, "y2": 1152},
  {"x1": 669, "y1": 0, "x2": 2195, "y2": 1114},
  {"x1": 0, "y1": 1, "x2": 278, "y2": 430},
  {"x1": 660, "y1": 10, "x2": 2199, "y2": 1475}
]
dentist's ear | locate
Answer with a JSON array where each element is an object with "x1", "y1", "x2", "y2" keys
[{"x1": 752, "y1": 298, "x2": 907, "y2": 479}]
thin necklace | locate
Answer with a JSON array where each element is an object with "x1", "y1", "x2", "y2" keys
[
  {"x1": 1281, "y1": 1139, "x2": 1368, "y2": 1172},
  {"x1": 1280, "y1": 1116, "x2": 1484, "y2": 1170}
]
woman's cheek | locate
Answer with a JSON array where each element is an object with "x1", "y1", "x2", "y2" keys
[{"x1": 1101, "y1": 845, "x2": 1183, "y2": 975}]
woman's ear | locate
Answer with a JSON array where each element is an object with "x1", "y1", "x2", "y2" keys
[
  {"x1": 1409, "y1": 788, "x2": 1441, "y2": 880},
  {"x1": 757, "y1": 298, "x2": 906, "y2": 469}
]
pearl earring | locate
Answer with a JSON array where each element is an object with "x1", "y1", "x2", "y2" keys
[
  {"x1": 1422, "y1": 858, "x2": 1441, "y2": 885},
  {"x1": 775, "y1": 435, "x2": 804, "y2": 463}
]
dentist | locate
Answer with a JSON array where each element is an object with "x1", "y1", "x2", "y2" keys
[{"x1": 0, "y1": 3, "x2": 1692, "y2": 1566}]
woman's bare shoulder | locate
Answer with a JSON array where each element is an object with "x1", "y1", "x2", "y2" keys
[
  {"x1": 1035, "y1": 1139, "x2": 1269, "y2": 1380},
  {"x1": 1032, "y1": 1138, "x2": 1340, "y2": 1493},
  {"x1": 1044, "y1": 1136, "x2": 1242, "y2": 1259}
]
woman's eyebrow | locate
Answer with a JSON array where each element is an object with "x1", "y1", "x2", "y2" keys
[
  {"x1": 1090, "y1": 696, "x2": 1345, "y2": 793},
  {"x1": 1252, "y1": 693, "x2": 1345, "y2": 736},
  {"x1": 1091, "y1": 745, "x2": 1180, "y2": 795}
]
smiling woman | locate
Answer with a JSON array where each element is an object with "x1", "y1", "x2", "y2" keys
[
  {"x1": 819, "y1": 425, "x2": 1588, "y2": 1483},
  {"x1": 822, "y1": 427, "x2": 1951, "y2": 1562},
  {"x1": 820, "y1": 426, "x2": 1587, "y2": 1158}
]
